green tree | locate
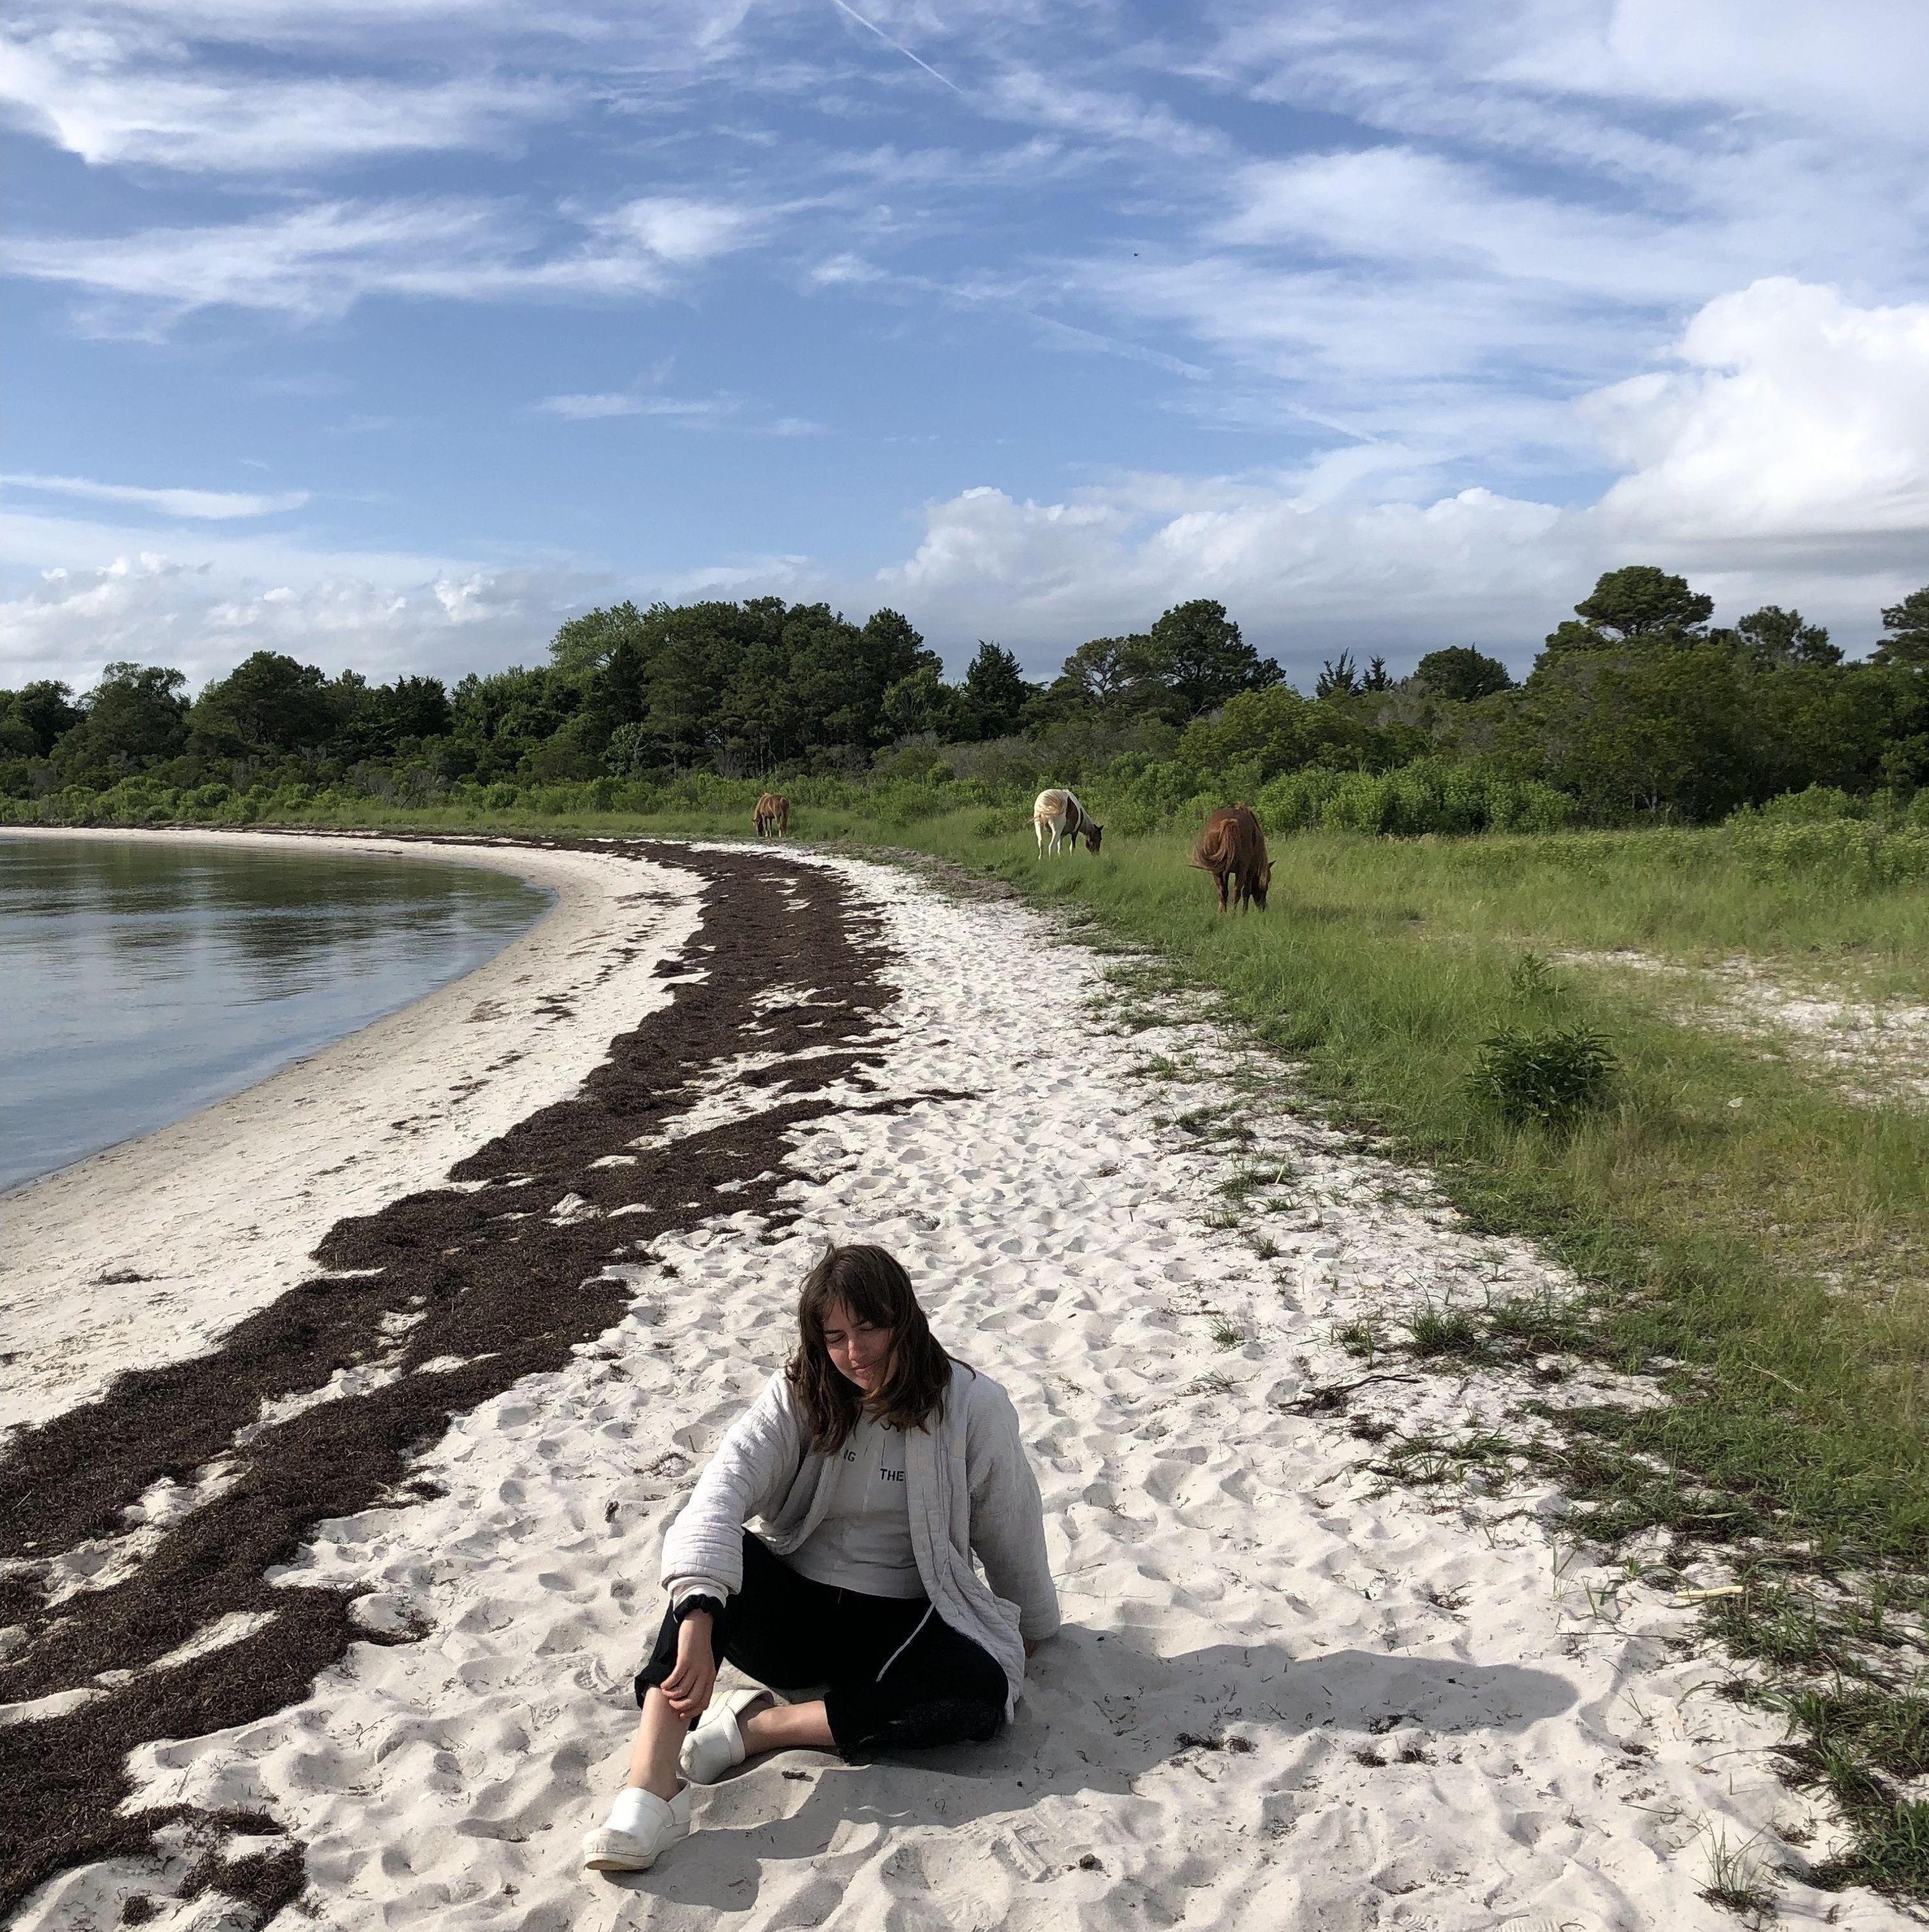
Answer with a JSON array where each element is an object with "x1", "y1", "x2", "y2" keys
[
  {"x1": 55, "y1": 663, "x2": 191, "y2": 780},
  {"x1": 1747, "y1": 661, "x2": 1929, "y2": 797},
  {"x1": 1143, "y1": 599, "x2": 1279, "y2": 719},
  {"x1": 1, "y1": 681, "x2": 83, "y2": 757},
  {"x1": 1178, "y1": 682, "x2": 1423, "y2": 779},
  {"x1": 1314, "y1": 651, "x2": 1360, "y2": 699},
  {"x1": 1733, "y1": 606, "x2": 1840, "y2": 667},
  {"x1": 549, "y1": 601, "x2": 649, "y2": 682},
  {"x1": 1515, "y1": 643, "x2": 1763, "y2": 819},
  {"x1": 1413, "y1": 647, "x2": 1515, "y2": 702},
  {"x1": 450, "y1": 665, "x2": 582, "y2": 779},
  {"x1": 853, "y1": 609, "x2": 940, "y2": 743},
  {"x1": 1543, "y1": 566, "x2": 1715, "y2": 655},
  {"x1": 1053, "y1": 635, "x2": 1154, "y2": 712},
  {"x1": 331, "y1": 672, "x2": 453, "y2": 762},
  {"x1": 189, "y1": 651, "x2": 337, "y2": 760},
  {"x1": 784, "y1": 601, "x2": 878, "y2": 749},
  {"x1": 1873, "y1": 586, "x2": 1929, "y2": 668},
  {"x1": 378, "y1": 674, "x2": 453, "y2": 743},
  {"x1": 1576, "y1": 565, "x2": 1714, "y2": 640},
  {"x1": 958, "y1": 642, "x2": 1032, "y2": 740},
  {"x1": 881, "y1": 665, "x2": 961, "y2": 740},
  {"x1": 718, "y1": 631, "x2": 804, "y2": 770}
]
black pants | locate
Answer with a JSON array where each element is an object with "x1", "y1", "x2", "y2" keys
[{"x1": 634, "y1": 1532, "x2": 1007, "y2": 1759}]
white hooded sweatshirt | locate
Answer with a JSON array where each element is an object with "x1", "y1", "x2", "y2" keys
[{"x1": 660, "y1": 1362, "x2": 1059, "y2": 1716}]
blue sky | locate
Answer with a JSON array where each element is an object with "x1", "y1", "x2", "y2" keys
[{"x1": 4, "y1": 0, "x2": 1927, "y2": 694}]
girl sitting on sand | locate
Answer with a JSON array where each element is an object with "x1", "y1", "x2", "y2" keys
[{"x1": 582, "y1": 1242, "x2": 1060, "y2": 1872}]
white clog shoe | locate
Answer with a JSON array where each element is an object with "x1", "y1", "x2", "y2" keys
[
  {"x1": 581, "y1": 1782, "x2": 692, "y2": 1872},
  {"x1": 679, "y1": 1686, "x2": 773, "y2": 1784}
]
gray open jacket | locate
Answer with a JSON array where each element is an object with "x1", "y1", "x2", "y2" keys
[{"x1": 660, "y1": 1362, "x2": 1060, "y2": 1716}]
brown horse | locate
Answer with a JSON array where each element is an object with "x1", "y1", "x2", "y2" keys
[
  {"x1": 1193, "y1": 804, "x2": 1271, "y2": 913},
  {"x1": 753, "y1": 792, "x2": 790, "y2": 837}
]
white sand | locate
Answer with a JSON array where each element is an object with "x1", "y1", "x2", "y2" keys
[
  {"x1": 1561, "y1": 946, "x2": 1929, "y2": 1109},
  {"x1": 12, "y1": 843, "x2": 1907, "y2": 1930},
  {"x1": 0, "y1": 829, "x2": 702, "y2": 1437}
]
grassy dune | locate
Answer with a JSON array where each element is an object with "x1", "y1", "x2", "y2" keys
[{"x1": 885, "y1": 820, "x2": 1929, "y2": 1529}]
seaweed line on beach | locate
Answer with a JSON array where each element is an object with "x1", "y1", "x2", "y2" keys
[{"x1": 0, "y1": 838, "x2": 905, "y2": 1922}]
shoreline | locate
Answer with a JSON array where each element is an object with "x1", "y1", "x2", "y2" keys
[{"x1": 0, "y1": 826, "x2": 704, "y2": 1436}]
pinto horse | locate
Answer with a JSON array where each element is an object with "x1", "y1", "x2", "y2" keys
[{"x1": 1032, "y1": 788, "x2": 1103, "y2": 856}]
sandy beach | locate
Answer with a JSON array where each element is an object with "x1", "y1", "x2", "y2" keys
[{"x1": 2, "y1": 833, "x2": 1906, "y2": 1930}]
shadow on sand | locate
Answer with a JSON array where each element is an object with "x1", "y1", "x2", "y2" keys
[{"x1": 604, "y1": 1622, "x2": 1577, "y2": 1911}]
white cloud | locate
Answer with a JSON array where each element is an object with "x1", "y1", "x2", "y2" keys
[
  {"x1": 4, "y1": 6, "x2": 1926, "y2": 691},
  {"x1": 1175, "y1": 1, "x2": 1929, "y2": 440},
  {"x1": 1212, "y1": 147, "x2": 1712, "y2": 305},
  {"x1": 534, "y1": 389, "x2": 824, "y2": 433},
  {"x1": 1586, "y1": 278, "x2": 1929, "y2": 547},
  {"x1": 10, "y1": 192, "x2": 766, "y2": 323},
  {"x1": 876, "y1": 476, "x2": 1584, "y2": 658},
  {"x1": 985, "y1": 68, "x2": 1225, "y2": 160},
  {"x1": 536, "y1": 392, "x2": 739, "y2": 422},
  {"x1": 872, "y1": 470, "x2": 1914, "y2": 676},
  {"x1": 0, "y1": 33, "x2": 568, "y2": 170},
  {"x1": 3, "y1": 472, "x2": 310, "y2": 518},
  {"x1": 867, "y1": 278, "x2": 1929, "y2": 668},
  {"x1": 0, "y1": 508, "x2": 601, "y2": 690},
  {"x1": 1491, "y1": 0, "x2": 1929, "y2": 140},
  {"x1": 590, "y1": 195, "x2": 758, "y2": 264}
]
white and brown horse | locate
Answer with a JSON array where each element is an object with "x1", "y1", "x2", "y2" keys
[
  {"x1": 1032, "y1": 787, "x2": 1103, "y2": 856},
  {"x1": 753, "y1": 792, "x2": 790, "y2": 837}
]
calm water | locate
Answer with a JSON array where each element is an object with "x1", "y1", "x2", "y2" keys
[{"x1": 0, "y1": 835, "x2": 553, "y2": 1193}]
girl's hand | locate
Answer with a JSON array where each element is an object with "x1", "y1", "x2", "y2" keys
[{"x1": 660, "y1": 1612, "x2": 717, "y2": 1721}]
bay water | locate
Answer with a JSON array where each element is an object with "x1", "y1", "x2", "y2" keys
[{"x1": 0, "y1": 833, "x2": 552, "y2": 1193}]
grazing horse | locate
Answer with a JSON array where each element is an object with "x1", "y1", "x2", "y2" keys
[
  {"x1": 1193, "y1": 804, "x2": 1271, "y2": 913},
  {"x1": 753, "y1": 792, "x2": 790, "y2": 837},
  {"x1": 1033, "y1": 788, "x2": 1103, "y2": 857}
]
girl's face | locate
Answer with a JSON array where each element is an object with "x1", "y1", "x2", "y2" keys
[{"x1": 819, "y1": 1297, "x2": 890, "y2": 1397}]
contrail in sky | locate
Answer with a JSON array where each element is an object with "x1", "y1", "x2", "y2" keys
[{"x1": 829, "y1": 0, "x2": 966, "y2": 96}]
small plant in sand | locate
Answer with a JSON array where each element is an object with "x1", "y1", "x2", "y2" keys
[
  {"x1": 1210, "y1": 1319, "x2": 1245, "y2": 1349},
  {"x1": 1403, "y1": 1303, "x2": 1484, "y2": 1360},
  {"x1": 1473, "y1": 1023, "x2": 1618, "y2": 1127},
  {"x1": 1696, "y1": 1821, "x2": 1780, "y2": 1922},
  {"x1": 1332, "y1": 1317, "x2": 1381, "y2": 1362}
]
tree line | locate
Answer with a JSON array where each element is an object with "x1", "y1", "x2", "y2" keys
[{"x1": 5, "y1": 570, "x2": 1928, "y2": 829}]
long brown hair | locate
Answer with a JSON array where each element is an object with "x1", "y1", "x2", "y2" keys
[{"x1": 786, "y1": 1244, "x2": 953, "y2": 1453}]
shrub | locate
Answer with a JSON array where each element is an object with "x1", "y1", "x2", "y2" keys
[
  {"x1": 1748, "y1": 784, "x2": 1869, "y2": 824},
  {"x1": 1251, "y1": 757, "x2": 1575, "y2": 839},
  {"x1": 1473, "y1": 1023, "x2": 1618, "y2": 1127},
  {"x1": 1728, "y1": 816, "x2": 1929, "y2": 890}
]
